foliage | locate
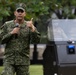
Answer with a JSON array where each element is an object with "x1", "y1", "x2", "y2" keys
[
  {"x1": 0, "y1": 0, "x2": 49, "y2": 21},
  {"x1": 0, "y1": 0, "x2": 76, "y2": 21}
]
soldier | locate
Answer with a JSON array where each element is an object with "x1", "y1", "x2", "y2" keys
[{"x1": 0, "y1": 3, "x2": 40, "y2": 75}]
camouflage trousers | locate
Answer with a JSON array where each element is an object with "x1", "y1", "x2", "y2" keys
[{"x1": 1, "y1": 64, "x2": 29, "y2": 75}]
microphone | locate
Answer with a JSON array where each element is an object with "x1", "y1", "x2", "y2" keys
[
  {"x1": 15, "y1": 23, "x2": 19, "y2": 27},
  {"x1": 14, "y1": 23, "x2": 19, "y2": 39}
]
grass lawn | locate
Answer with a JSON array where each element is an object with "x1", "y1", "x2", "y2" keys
[{"x1": 0, "y1": 65, "x2": 43, "y2": 75}]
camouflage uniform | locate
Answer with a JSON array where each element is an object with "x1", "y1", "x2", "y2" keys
[{"x1": 0, "y1": 20, "x2": 40, "y2": 75}]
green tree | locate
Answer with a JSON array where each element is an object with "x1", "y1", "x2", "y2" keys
[{"x1": 1, "y1": 0, "x2": 76, "y2": 21}]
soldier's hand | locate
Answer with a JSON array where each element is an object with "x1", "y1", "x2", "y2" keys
[
  {"x1": 26, "y1": 18, "x2": 35, "y2": 32},
  {"x1": 10, "y1": 27, "x2": 20, "y2": 34},
  {"x1": 26, "y1": 18, "x2": 33, "y2": 28}
]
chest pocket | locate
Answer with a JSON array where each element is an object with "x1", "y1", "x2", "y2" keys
[
  {"x1": 7, "y1": 25, "x2": 15, "y2": 32},
  {"x1": 20, "y1": 26, "x2": 30, "y2": 38}
]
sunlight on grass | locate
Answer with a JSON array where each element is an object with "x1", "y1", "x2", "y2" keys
[
  {"x1": 0, "y1": 65, "x2": 43, "y2": 75},
  {"x1": 30, "y1": 65, "x2": 43, "y2": 75}
]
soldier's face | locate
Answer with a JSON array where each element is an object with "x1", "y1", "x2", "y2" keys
[{"x1": 14, "y1": 9, "x2": 26, "y2": 20}]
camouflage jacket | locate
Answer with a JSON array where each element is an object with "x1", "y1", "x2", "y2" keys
[{"x1": 0, "y1": 20, "x2": 40, "y2": 65}]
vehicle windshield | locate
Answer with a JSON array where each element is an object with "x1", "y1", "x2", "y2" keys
[{"x1": 48, "y1": 19, "x2": 76, "y2": 41}]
